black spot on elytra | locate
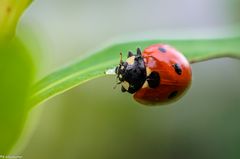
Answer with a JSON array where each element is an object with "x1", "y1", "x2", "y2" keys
[
  {"x1": 147, "y1": 71, "x2": 160, "y2": 88},
  {"x1": 173, "y1": 63, "x2": 182, "y2": 75},
  {"x1": 168, "y1": 91, "x2": 178, "y2": 99},
  {"x1": 158, "y1": 47, "x2": 167, "y2": 53}
]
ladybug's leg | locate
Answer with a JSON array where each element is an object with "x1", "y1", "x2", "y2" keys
[
  {"x1": 146, "y1": 71, "x2": 160, "y2": 88},
  {"x1": 121, "y1": 86, "x2": 127, "y2": 92}
]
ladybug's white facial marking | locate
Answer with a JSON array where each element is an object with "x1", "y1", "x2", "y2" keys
[
  {"x1": 141, "y1": 67, "x2": 152, "y2": 88},
  {"x1": 146, "y1": 67, "x2": 152, "y2": 76},
  {"x1": 142, "y1": 81, "x2": 149, "y2": 88},
  {"x1": 122, "y1": 81, "x2": 130, "y2": 91},
  {"x1": 138, "y1": 67, "x2": 153, "y2": 89},
  {"x1": 126, "y1": 56, "x2": 135, "y2": 65}
]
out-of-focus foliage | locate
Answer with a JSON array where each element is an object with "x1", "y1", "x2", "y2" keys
[
  {"x1": 0, "y1": 38, "x2": 34, "y2": 154},
  {"x1": 0, "y1": 0, "x2": 34, "y2": 154}
]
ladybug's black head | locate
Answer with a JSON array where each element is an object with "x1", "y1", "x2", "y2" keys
[{"x1": 115, "y1": 48, "x2": 147, "y2": 94}]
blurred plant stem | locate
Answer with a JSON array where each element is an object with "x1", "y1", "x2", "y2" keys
[
  {"x1": 0, "y1": 0, "x2": 34, "y2": 153},
  {"x1": 0, "y1": 0, "x2": 32, "y2": 42}
]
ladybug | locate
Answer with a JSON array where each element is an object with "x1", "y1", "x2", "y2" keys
[{"x1": 115, "y1": 44, "x2": 192, "y2": 105}]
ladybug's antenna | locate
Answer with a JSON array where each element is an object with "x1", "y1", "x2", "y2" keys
[
  {"x1": 120, "y1": 52, "x2": 123, "y2": 64},
  {"x1": 113, "y1": 81, "x2": 121, "y2": 89},
  {"x1": 128, "y1": 51, "x2": 134, "y2": 57}
]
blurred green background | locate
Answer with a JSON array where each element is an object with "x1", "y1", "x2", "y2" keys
[{"x1": 16, "y1": 0, "x2": 240, "y2": 158}]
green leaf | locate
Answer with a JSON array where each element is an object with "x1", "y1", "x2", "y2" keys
[
  {"x1": 29, "y1": 37, "x2": 240, "y2": 108},
  {"x1": 0, "y1": 38, "x2": 34, "y2": 154}
]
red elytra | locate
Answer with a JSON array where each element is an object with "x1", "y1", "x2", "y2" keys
[{"x1": 133, "y1": 44, "x2": 192, "y2": 105}]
